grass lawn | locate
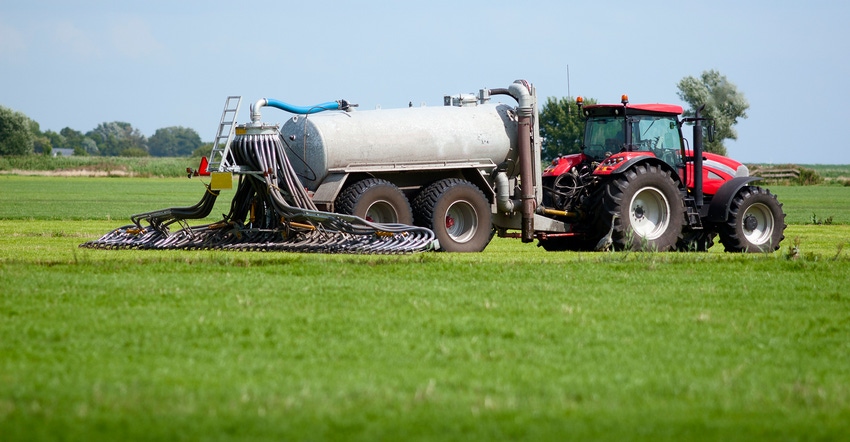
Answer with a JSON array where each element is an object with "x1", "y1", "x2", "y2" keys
[{"x1": 1, "y1": 176, "x2": 849, "y2": 441}]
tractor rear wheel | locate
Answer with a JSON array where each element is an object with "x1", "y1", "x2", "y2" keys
[
  {"x1": 601, "y1": 163, "x2": 685, "y2": 251},
  {"x1": 335, "y1": 178, "x2": 413, "y2": 225},
  {"x1": 719, "y1": 186, "x2": 785, "y2": 252},
  {"x1": 413, "y1": 178, "x2": 492, "y2": 252}
]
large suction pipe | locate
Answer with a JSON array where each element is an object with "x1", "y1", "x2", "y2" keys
[
  {"x1": 495, "y1": 172, "x2": 518, "y2": 213},
  {"x1": 508, "y1": 80, "x2": 536, "y2": 243},
  {"x1": 250, "y1": 98, "x2": 352, "y2": 123},
  {"x1": 484, "y1": 81, "x2": 536, "y2": 242}
]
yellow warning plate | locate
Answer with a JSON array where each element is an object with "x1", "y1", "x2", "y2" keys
[{"x1": 210, "y1": 172, "x2": 233, "y2": 190}]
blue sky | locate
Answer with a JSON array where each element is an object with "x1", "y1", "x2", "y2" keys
[{"x1": 1, "y1": 0, "x2": 848, "y2": 164}]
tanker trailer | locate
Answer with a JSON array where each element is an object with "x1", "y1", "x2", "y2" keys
[
  {"x1": 81, "y1": 81, "x2": 550, "y2": 254},
  {"x1": 245, "y1": 80, "x2": 561, "y2": 252}
]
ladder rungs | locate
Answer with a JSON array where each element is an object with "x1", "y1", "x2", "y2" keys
[{"x1": 206, "y1": 96, "x2": 242, "y2": 172}]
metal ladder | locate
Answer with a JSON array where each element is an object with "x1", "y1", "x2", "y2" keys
[{"x1": 207, "y1": 96, "x2": 242, "y2": 172}]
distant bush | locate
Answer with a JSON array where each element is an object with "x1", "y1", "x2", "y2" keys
[{"x1": 797, "y1": 166, "x2": 824, "y2": 185}]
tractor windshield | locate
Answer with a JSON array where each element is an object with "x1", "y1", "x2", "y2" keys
[
  {"x1": 633, "y1": 115, "x2": 682, "y2": 167},
  {"x1": 583, "y1": 114, "x2": 683, "y2": 167}
]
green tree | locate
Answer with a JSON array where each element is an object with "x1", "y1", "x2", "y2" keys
[
  {"x1": 539, "y1": 96, "x2": 596, "y2": 162},
  {"x1": 148, "y1": 126, "x2": 203, "y2": 157},
  {"x1": 60, "y1": 127, "x2": 98, "y2": 155},
  {"x1": 0, "y1": 105, "x2": 35, "y2": 155},
  {"x1": 79, "y1": 138, "x2": 98, "y2": 156},
  {"x1": 44, "y1": 130, "x2": 65, "y2": 151},
  {"x1": 676, "y1": 70, "x2": 749, "y2": 156},
  {"x1": 28, "y1": 120, "x2": 53, "y2": 156},
  {"x1": 86, "y1": 122, "x2": 148, "y2": 156},
  {"x1": 192, "y1": 142, "x2": 213, "y2": 158}
]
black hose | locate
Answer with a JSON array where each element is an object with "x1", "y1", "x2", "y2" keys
[{"x1": 82, "y1": 130, "x2": 437, "y2": 254}]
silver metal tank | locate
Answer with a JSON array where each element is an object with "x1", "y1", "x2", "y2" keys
[{"x1": 278, "y1": 103, "x2": 519, "y2": 190}]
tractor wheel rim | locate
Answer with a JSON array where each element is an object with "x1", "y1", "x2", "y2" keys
[
  {"x1": 365, "y1": 200, "x2": 398, "y2": 223},
  {"x1": 445, "y1": 200, "x2": 478, "y2": 243},
  {"x1": 628, "y1": 186, "x2": 670, "y2": 240},
  {"x1": 742, "y1": 202, "x2": 774, "y2": 245}
]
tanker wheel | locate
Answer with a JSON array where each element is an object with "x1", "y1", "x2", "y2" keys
[
  {"x1": 335, "y1": 178, "x2": 413, "y2": 225},
  {"x1": 602, "y1": 163, "x2": 685, "y2": 251},
  {"x1": 413, "y1": 178, "x2": 492, "y2": 252},
  {"x1": 719, "y1": 186, "x2": 785, "y2": 252}
]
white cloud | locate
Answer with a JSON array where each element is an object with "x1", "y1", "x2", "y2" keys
[
  {"x1": 51, "y1": 20, "x2": 102, "y2": 59},
  {"x1": 0, "y1": 22, "x2": 27, "y2": 60},
  {"x1": 108, "y1": 17, "x2": 164, "y2": 61}
]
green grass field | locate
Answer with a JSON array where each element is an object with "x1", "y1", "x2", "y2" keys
[{"x1": 2, "y1": 176, "x2": 850, "y2": 441}]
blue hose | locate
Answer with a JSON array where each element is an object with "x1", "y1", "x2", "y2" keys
[{"x1": 265, "y1": 99, "x2": 341, "y2": 115}]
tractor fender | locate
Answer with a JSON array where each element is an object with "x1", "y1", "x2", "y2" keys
[
  {"x1": 705, "y1": 176, "x2": 763, "y2": 223},
  {"x1": 596, "y1": 155, "x2": 683, "y2": 186}
]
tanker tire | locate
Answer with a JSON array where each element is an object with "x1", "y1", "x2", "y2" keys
[
  {"x1": 602, "y1": 163, "x2": 685, "y2": 251},
  {"x1": 719, "y1": 186, "x2": 785, "y2": 253},
  {"x1": 413, "y1": 178, "x2": 492, "y2": 252},
  {"x1": 335, "y1": 178, "x2": 413, "y2": 225}
]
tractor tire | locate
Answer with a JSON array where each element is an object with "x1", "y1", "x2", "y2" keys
[
  {"x1": 335, "y1": 178, "x2": 413, "y2": 225},
  {"x1": 718, "y1": 186, "x2": 785, "y2": 252},
  {"x1": 413, "y1": 178, "x2": 492, "y2": 252},
  {"x1": 601, "y1": 163, "x2": 685, "y2": 251}
]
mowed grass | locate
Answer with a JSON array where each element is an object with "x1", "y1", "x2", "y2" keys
[
  {"x1": 0, "y1": 175, "x2": 232, "y2": 221},
  {"x1": 1, "y1": 176, "x2": 850, "y2": 441}
]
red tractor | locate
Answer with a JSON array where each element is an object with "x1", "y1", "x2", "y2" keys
[{"x1": 538, "y1": 95, "x2": 785, "y2": 252}]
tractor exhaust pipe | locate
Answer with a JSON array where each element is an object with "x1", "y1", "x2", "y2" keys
[{"x1": 693, "y1": 105, "x2": 705, "y2": 208}]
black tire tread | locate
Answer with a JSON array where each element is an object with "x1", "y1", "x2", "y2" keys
[
  {"x1": 719, "y1": 186, "x2": 786, "y2": 252},
  {"x1": 335, "y1": 178, "x2": 412, "y2": 224},
  {"x1": 412, "y1": 178, "x2": 491, "y2": 252}
]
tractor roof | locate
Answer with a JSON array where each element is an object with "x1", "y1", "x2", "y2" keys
[{"x1": 584, "y1": 103, "x2": 683, "y2": 116}]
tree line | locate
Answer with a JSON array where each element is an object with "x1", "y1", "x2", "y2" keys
[
  {"x1": 0, "y1": 112, "x2": 208, "y2": 157},
  {"x1": 1, "y1": 70, "x2": 747, "y2": 160}
]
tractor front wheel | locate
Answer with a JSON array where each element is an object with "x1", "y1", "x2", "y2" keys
[
  {"x1": 719, "y1": 186, "x2": 785, "y2": 252},
  {"x1": 601, "y1": 163, "x2": 685, "y2": 251}
]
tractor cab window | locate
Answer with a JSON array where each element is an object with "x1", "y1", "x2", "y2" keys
[
  {"x1": 582, "y1": 117, "x2": 625, "y2": 160},
  {"x1": 631, "y1": 115, "x2": 682, "y2": 167}
]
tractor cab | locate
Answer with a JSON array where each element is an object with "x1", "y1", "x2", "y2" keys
[{"x1": 579, "y1": 96, "x2": 684, "y2": 170}]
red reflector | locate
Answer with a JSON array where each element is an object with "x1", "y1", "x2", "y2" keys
[{"x1": 199, "y1": 157, "x2": 211, "y2": 176}]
